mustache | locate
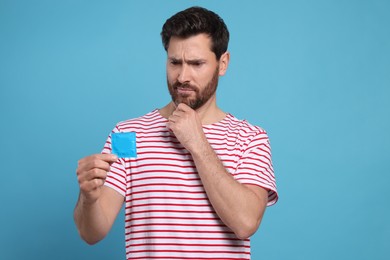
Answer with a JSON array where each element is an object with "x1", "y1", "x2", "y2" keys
[{"x1": 172, "y1": 82, "x2": 198, "y2": 91}]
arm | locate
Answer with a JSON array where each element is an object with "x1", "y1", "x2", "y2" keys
[
  {"x1": 74, "y1": 154, "x2": 124, "y2": 244},
  {"x1": 168, "y1": 104, "x2": 269, "y2": 239},
  {"x1": 190, "y1": 142, "x2": 268, "y2": 239}
]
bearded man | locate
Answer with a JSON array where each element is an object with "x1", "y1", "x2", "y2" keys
[{"x1": 74, "y1": 6, "x2": 278, "y2": 260}]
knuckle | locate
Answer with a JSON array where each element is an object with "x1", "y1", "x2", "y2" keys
[
  {"x1": 79, "y1": 182, "x2": 89, "y2": 191},
  {"x1": 77, "y1": 174, "x2": 83, "y2": 184},
  {"x1": 90, "y1": 168, "x2": 100, "y2": 176},
  {"x1": 95, "y1": 178, "x2": 104, "y2": 187},
  {"x1": 90, "y1": 159, "x2": 99, "y2": 168}
]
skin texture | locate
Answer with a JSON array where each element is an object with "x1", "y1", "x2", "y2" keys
[{"x1": 74, "y1": 34, "x2": 268, "y2": 244}]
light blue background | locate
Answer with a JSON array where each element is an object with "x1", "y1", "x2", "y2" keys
[{"x1": 1, "y1": 1, "x2": 389, "y2": 259}]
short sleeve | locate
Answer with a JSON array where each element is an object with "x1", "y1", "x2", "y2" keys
[
  {"x1": 101, "y1": 128, "x2": 127, "y2": 197},
  {"x1": 234, "y1": 132, "x2": 278, "y2": 206}
]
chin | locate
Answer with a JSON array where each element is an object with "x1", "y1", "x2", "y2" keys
[{"x1": 174, "y1": 97, "x2": 191, "y2": 106}]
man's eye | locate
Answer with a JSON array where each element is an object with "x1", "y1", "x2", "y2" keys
[{"x1": 192, "y1": 62, "x2": 203, "y2": 67}]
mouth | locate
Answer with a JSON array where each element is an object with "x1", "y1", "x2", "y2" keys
[
  {"x1": 176, "y1": 86, "x2": 195, "y2": 95},
  {"x1": 173, "y1": 83, "x2": 197, "y2": 96}
]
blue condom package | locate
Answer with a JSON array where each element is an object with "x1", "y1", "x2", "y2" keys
[{"x1": 111, "y1": 132, "x2": 137, "y2": 158}]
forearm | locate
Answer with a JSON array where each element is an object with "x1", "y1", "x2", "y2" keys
[
  {"x1": 191, "y1": 141, "x2": 267, "y2": 239},
  {"x1": 74, "y1": 194, "x2": 111, "y2": 245}
]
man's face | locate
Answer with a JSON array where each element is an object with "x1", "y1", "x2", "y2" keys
[{"x1": 166, "y1": 34, "x2": 221, "y2": 110}]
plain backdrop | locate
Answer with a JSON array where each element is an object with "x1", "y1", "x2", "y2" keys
[{"x1": 1, "y1": 1, "x2": 389, "y2": 259}]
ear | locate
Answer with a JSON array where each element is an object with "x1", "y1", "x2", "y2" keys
[{"x1": 218, "y1": 51, "x2": 230, "y2": 76}]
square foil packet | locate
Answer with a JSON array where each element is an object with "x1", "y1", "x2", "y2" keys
[{"x1": 111, "y1": 132, "x2": 137, "y2": 158}]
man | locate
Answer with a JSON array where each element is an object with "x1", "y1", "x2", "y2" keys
[{"x1": 74, "y1": 6, "x2": 278, "y2": 259}]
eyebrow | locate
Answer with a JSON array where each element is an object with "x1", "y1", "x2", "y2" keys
[{"x1": 168, "y1": 57, "x2": 206, "y2": 64}]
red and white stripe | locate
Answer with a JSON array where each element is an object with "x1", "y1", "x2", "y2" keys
[{"x1": 102, "y1": 110, "x2": 278, "y2": 259}]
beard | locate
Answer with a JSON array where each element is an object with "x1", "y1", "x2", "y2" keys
[{"x1": 167, "y1": 67, "x2": 220, "y2": 110}]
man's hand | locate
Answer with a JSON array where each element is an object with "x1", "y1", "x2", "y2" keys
[
  {"x1": 74, "y1": 153, "x2": 123, "y2": 244},
  {"x1": 76, "y1": 154, "x2": 118, "y2": 204},
  {"x1": 167, "y1": 103, "x2": 207, "y2": 152}
]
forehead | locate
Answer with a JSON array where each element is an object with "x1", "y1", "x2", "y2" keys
[{"x1": 167, "y1": 34, "x2": 215, "y2": 59}]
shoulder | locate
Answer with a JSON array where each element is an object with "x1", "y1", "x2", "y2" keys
[
  {"x1": 223, "y1": 114, "x2": 272, "y2": 154},
  {"x1": 223, "y1": 113, "x2": 268, "y2": 137},
  {"x1": 205, "y1": 113, "x2": 269, "y2": 146}
]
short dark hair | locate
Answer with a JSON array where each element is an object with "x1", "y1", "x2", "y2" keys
[{"x1": 161, "y1": 6, "x2": 230, "y2": 60}]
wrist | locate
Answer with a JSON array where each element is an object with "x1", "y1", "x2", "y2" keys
[{"x1": 189, "y1": 137, "x2": 212, "y2": 159}]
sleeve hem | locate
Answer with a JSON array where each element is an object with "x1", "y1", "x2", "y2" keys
[
  {"x1": 104, "y1": 182, "x2": 126, "y2": 197},
  {"x1": 242, "y1": 182, "x2": 278, "y2": 207}
]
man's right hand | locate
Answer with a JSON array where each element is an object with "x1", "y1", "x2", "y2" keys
[
  {"x1": 76, "y1": 154, "x2": 118, "y2": 204},
  {"x1": 74, "y1": 153, "x2": 123, "y2": 244}
]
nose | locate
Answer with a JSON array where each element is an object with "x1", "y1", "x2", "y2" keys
[{"x1": 177, "y1": 64, "x2": 191, "y2": 83}]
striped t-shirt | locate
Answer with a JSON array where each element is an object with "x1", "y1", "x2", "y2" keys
[{"x1": 102, "y1": 109, "x2": 278, "y2": 260}]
